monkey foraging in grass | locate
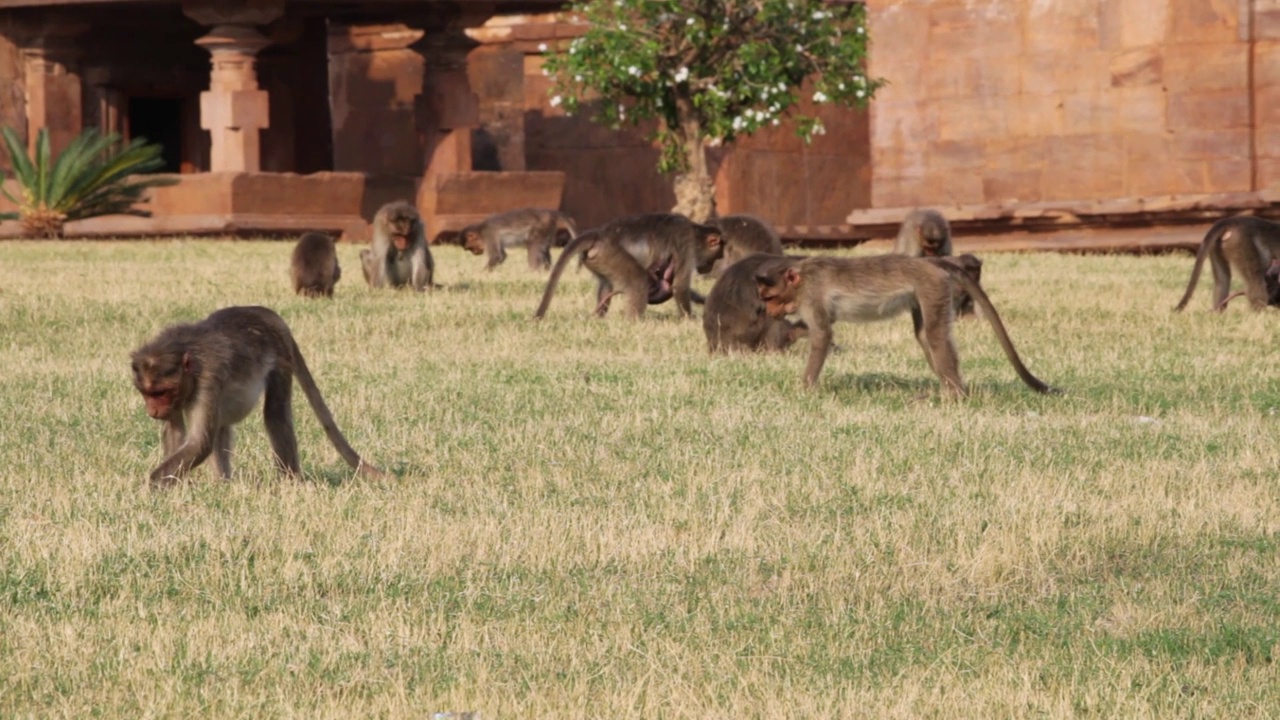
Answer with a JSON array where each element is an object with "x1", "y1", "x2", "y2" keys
[
  {"x1": 703, "y1": 253, "x2": 808, "y2": 353},
  {"x1": 754, "y1": 254, "x2": 1058, "y2": 397},
  {"x1": 131, "y1": 306, "x2": 385, "y2": 487},
  {"x1": 1174, "y1": 215, "x2": 1280, "y2": 312},
  {"x1": 894, "y1": 208, "x2": 953, "y2": 258},
  {"x1": 290, "y1": 232, "x2": 341, "y2": 298},
  {"x1": 361, "y1": 200, "x2": 434, "y2": 291},
  {"x1": 1214, "y1": 255, "x2": 1280, "y2": 310},
  {"x1": 534, "y1": 213, "x2": 724, "y2": 320},
  {"x1": 460, "y1": 208, "x2": 578, "y2": 271},
  {"x1": 709, "y1": 214, "x2": 784, "y2": 275}
]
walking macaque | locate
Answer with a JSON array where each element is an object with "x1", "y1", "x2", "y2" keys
[
  {"x1": 1213, "y1": 261, "x2": 1280, "y2": 310},
  {"x1": 131, "y1": 306, "x2": 385, "y2": 487},
  {"x1": 754, "y1": 254, "x2": 1057, "y2": 397},
  {"x1": 290, "y1": 232, "x2": 342, "y2": 298},
  {"x1": 894, "y1": 208, "x2": 953, "y2": 258},
  {"x1": 460, "y1": 208, "x2": 577, "y2": 271},
  {"x1": 704, "y1": 253, "x2": 808, "y2": 353},
  {"x1": 534, "y1": 213, "x2": 724, "y2": 320},
  {"x1": 1174, "y1": 215, "x2": 1280, "y2": 312},
  {"x1": 711, "y1": 214, "x2": 784, "y2": 275},
  {"x1": 361, "y1": 200, "x2": 434, "y2": 291}
]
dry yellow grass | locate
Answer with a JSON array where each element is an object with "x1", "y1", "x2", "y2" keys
[{"x1": 0, "y1": 239, "x2": 1278, "y2": 718}]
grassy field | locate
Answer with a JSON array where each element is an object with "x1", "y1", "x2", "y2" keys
[{"x1": 0, "y1": 238, "x2": 1277, "y2": 718}]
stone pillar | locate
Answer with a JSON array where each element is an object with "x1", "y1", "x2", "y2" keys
[
  {"x1": 412, "y1": 27, "x2": 481, "y2": 218},
  {"x1": 184, "y1": 0, "x2": 282, "y2": 172},
  {"x1": 21, "y1": 26, "x2": 87, "y2": 156}
]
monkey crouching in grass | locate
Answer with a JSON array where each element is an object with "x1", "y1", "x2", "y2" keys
[
  {"x1": 1175, "y1": 215, "x2": 1280, "y2": 312},
  {"x1": 361, "y1": 200, "x2": 434, "y2": 291},
  {"x1": 460, "y1": 208, "x2": 577, "y2": 271},
  {"x1": 894, "y1": 208, "x2": 953, "y2": 258},
  {"x1": 754, "y1": 254, "x2": 1059, "y2": 398},
  {"x1": 703, "y1": 253, "x2": 807, "y2": 353},
  {"x1": 534, "y1": 213, "x2": 724, "y2": 320},
  {"x1": 131, "y1": 306, "x2": 385, "y2": 487},
  {"x1": 290, "y1": 232, "x2": 341, "y2": 298}
]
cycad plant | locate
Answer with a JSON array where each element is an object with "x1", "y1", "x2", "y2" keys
[{"x1": 0, "y1": 126, "x2": 176, "y2": 238}]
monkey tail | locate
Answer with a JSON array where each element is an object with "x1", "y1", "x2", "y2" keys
[
  {"x1": 288, "y1": 338, "x2": 386, "y2": 479},
  {"x1": 948, "y1": 270, "x2": 1061, "y2": 395},
  {"x1": 557, "y1": 213, "x2": 578, "y2": 240},
  {"x1": 535, "y1": 232, "x2": 594, "y2": 319},
  {"x1": 1173, "y1": 219, "x2": 1230, "y2": 312}
]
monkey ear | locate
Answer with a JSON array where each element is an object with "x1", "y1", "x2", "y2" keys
[
  {"x1": 181, "y1": 352, "x2": 193, "y2": 374},
  {"x1": 783, "y1": 267, "x2": 802, "y2": 286},
  {"x1": 707, "y1": 232, "x2": 722, "y2": 247}
]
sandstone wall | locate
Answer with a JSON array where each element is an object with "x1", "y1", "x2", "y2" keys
[{"x1": 866, "y1": 0, "x2": 1280, "y2": 207}]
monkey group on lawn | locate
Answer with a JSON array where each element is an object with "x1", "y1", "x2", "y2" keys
[{"x1": 131, "y1": 196, "x2": 1277, "y2": 486}]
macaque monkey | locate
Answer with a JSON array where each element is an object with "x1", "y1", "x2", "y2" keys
[
  {"x1": 360, "y1": 200, "x2": 434, "y2": 291},
  {"x1": 754, "y1": 254, "x2": 1058, "y2": 397},
  {"x1": 1214, "y1": 256, "x2": 1280, "y2": 310},
  {"x1": 894, "y1": 208, "x2": 953, "y2": 258},
  {"x1": 1174, "y1": 215, "x2": 1280, "y2": 312},
  {"x1": 534, "y1": 213, "x2": 724, "y2": 320},
  {"x1": 927, "y1": 253, "x2": 982, "y2": 317},
  {"x1": 290, "y1": 232, "x2": 342, "y2": 298},
  {"x1": 710, "y1": 214, "x2": 784, "y2": 275},
  {"x1": 704, "y1": 253, "x2": 808, "y2": 353},
  {"x1": 131, "y1": 306, "x2": 384, "y2": 487},
  {"x1": 460, "y1": 208, "x2": 578, "y2": 271}
]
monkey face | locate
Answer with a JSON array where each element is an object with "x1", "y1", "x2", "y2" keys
[
  {"x1": 694, "y1": 229, "x2": 725, "y2": 274},
  {"x1": 756, "y1": 267, "x2": 801, "y2": 318},
  {"x1": 132, "y1": 363, "x2": 181, "y2": 419},
  {"x1": 462, "y1": 230, "x2": 485, "y2": 255}
]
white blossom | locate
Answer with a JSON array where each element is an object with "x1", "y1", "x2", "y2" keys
[
  {"x1": 550, "y1": 95, "x2": 562, "y2": 107},
  {"x1": 812, "y1": 119, "x2": 826, "y2": 135},
  {"x1": 771, "y1": 118, "x2": 780, "y2": 126},
  {"x1": 620, "y1": 22, "x2": 628, "y2": 31},
  {"x1": 537, "y1": 43, "x2": 548, "y2": 52},
  {"x1": 857, "y1": 25, "x2": 865, "y2": 35},
  {"x1": 674, "y1": 66, "x2": 689, "y2": 83},
  {"x1": 628, "y1": 65, "x2": 641, "y2": 76},
  {"x1": 812, "y1": 10, "x2": 826, "y2": 20},
  {"x1": 855, "y1": 89, "x2": 865, "y2": 98},
  {"x1": 686, "y1": 17, "x2": 695, "y2": 26},
  {"x1": 812, "y1": 91, "x2": 828, "y2": 103}
]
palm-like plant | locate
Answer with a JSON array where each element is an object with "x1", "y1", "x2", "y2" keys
[{"x1": 0, "y1": 126, "x2": 177, "y2": 238}]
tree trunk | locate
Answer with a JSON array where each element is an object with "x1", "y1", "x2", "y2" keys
[{"x1": 671, "y1": 93, "x2": 716, "y2": 223}]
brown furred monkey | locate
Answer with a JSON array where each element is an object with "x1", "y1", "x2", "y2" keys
[
  {"x1": 927, "y1": 253, "x2": 983, "y2": 317},
  {"x1": 894, "y1": 208, "x2": 953, "y2": 258},
  {"x1": 290, "y1": 232, "x2": 342, "y2": 298},
  {"x1": 131, "y1": 306, "x2": 385, "y2": 487},
  {"x1": 754, "y1": 254, "x2": 1058, "y2": 397},
  {"x1": 1214, "y1": 257, "x2": 1280, "y2": 310},
  {"x1": 534, "y1": 213, "x2": 724, "y2": 320},
  {"x1": 704, "y1": 253, "x2": 808, "y2": 353},
  {"x1": 710, "y1": 214, "x2": 784, "y2": 275},
  {"x1": 460, "y1": 207, "x2": 577, "y2": 271},
  {"x1": 360, "y1": 200, "x2": 434, "y2": 291},
  {"x1": 1174, "y1": 215, "x2": 1280, "y2": 312}
]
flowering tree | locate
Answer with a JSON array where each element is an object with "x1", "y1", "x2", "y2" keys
[{"x1": 542, "y1": 0, "x2": 883, "y2": 222}]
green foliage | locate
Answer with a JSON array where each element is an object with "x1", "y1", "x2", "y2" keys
[
  {"x1": 0, "y1": 126, "x2": 175, "y2": 238},
  {"x1": 543, "y1": 0, "x2": 884, "y2": 172}
]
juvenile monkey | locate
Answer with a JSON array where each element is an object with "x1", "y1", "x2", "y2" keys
[
  {"x1": 704, "y1": 253, "x2": 808, "y2": 353},
  {"x1": 894, "y1": 208, "x2": 953, "y2": 258},
  {"x1": 927, "y1": 253, "x2": 982, "y2": 317},
  {"x1": 534, "y1": 213, "x2": 724, "y2": 320},
  {"x1": 361, "y1": 200, "x2": 434, "y2": 291},
  {"x1": 130, "y1": 306, "x2": 385, "y2": 487},
  {"x1": 460, "y1": 208, "x2": 578, "y2": 271},
  {"x1": 754, "y1": 254, "x2": 1058, "y2": 397},
  {"x1": 1174, "y1": 215, "x2": 1280, "y2": 312},
  {"x1": 290, "y1": 232, "x2": 341, "y2": 298},
  {"x1": 710, "y1": 214, "x2": 784, "y2": 275}
]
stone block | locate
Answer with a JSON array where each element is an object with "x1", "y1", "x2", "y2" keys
[
  {"x1": 1254, "y1": 126, "x2": 1280, "y2": 158},
  {"x1": 1251, "y1": 41, "x2": 1280, "y2": 86},
  {"x1": 199, "y1": 88, "x2": 269, "y2": 130},
  {"x1": 934, "y1": 98, "x2": 1009, "y2": 142},
  {"x1": 1041, "y1": 135, "x2": 1124, "y2": 200},
  {"x1": 1109, "y1": 48, "x2": 1163, "y2": 87},
  {"x1": 1171, "y1": 128, "x2": 1251, "y2": 160},
  {"x1": 1257, "y1": 83, "x2": 1280, "y2": 125},
  {"x1": 1011, "y1": 95, "x2": 1066, "y2": 137},
  {"x1": 1061, "y1": 93, "x2": 1117, "y2": 135},
  {"x1": 1099, "y1": 0, "x2": 1169, "y2": 49},
  {"x1": 1255, "y1": 158, "x2": 1280, "y2": 192},
  {"x1": 1108, "y1": 86, "x2": 1166, "y2": 132},
  {"x1": 1166, "y1": 89, "x2": 1249, "y2": 129},
  {"x1": 1257, "y1": 6, "x2": 1280, "y2": 40},
  {"x1": 928, "y1": 2, "x2": 1020, "y2": 55},
  {"x1": 1024, "y1": 1, "x2": 1101, "y2": 51},
  {"x1": 982, "y1": 170, "x2": 1043, "y2": 204},
  {"x1": 1204, "y1": 157, "x2": 1254, "y2": 192},
  {"x1": 871, "y1": 176, "x2": 927, "y2": 210},
  {"x1": 1020, "y1": 50, "x2": 1111, "y2": 95},
  {"x1": 1167, "y1": 0, "x2": 1239, "y2": 43},
  {"x1": 923, "y1": 139, "x2": 983, "y2": 171},
  {"x1": 1161, "y1": 43, "x2": 1247, "y2": 91}
]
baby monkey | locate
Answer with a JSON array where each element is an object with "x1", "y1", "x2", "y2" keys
[{"x1": 460, "y1": 208, "x2": 578, "y2": 271}]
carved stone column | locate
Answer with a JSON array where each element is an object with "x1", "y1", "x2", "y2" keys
[
  {"x1": 21, "y1": 25, "x2": 88, "y2": 156},
  {"x1": 184, "y1": 0, "x2": 283, "y2": 172}
]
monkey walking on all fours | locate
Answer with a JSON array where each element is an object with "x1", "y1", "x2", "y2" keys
[
  {"x1": 459, "y1": 207, "x2": 578, "y2": 271},
  {"x1": 1174, "y1": 215, "x2": 1280, "y2": 312},
  {"x1": 131, "y1": 306, "x2": 386, "y2": 487}
]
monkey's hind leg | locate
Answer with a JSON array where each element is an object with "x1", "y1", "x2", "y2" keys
[
  {"x1": 213, "y1": 426, "x2": 234, "y2": 480},
  {"x1": 264, "y1": 370, "x2": 302, "y2": 478},
  {"x1": 912, "y1": 304, "x2": 966, "y2": 397}
]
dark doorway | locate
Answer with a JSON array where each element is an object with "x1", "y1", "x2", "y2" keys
[{"x1": 127, "y1": 97, "x2": 183, "y2": 173}]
